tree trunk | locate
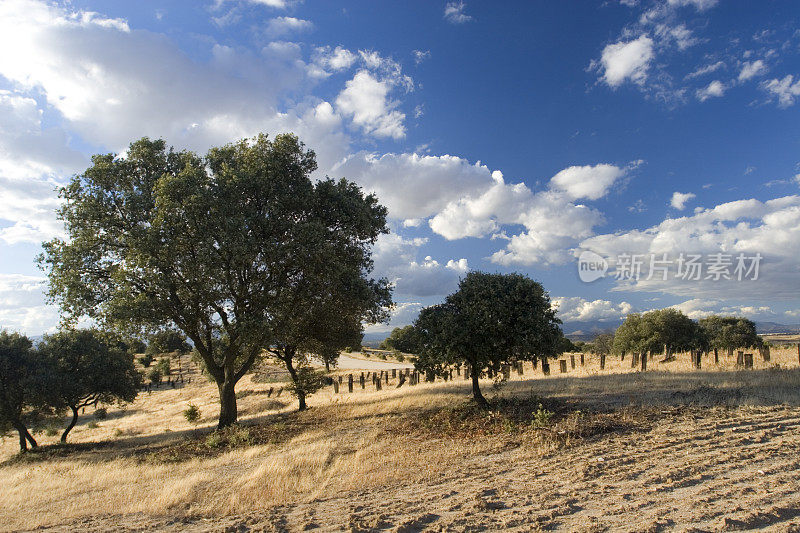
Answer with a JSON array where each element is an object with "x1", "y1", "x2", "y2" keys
[
  {"x1": 217, "y1": 379, "x2": 238, "y2": 428},
  {"x1": 324, "y1": 359, "x2": 330, "y2": 372},
  {"x1": 61, "y1": 406, "x2": 80, "y2": 443},
  {"x1": 283, "y1": 355, "x2": 306, "y2": 411},
  {"x1": 14, "y1": 422, "x2": 36, "y2": 452},
  {"x1": 17, "y1": 426, "x2": 27, "y2": 452},
  {"x1": 471, "y1": 362, "x2": 488, "y2": 409}
]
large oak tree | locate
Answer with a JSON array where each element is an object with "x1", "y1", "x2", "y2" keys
[{"x1": 41, "y1": 133, "x2": 390, "y2": 427}]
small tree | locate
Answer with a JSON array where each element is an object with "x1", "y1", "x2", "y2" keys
[
  {"x1": 0, "y1": 332, "x2": 40, "y2": 451},
  {"x1": 148, "y1": 367, "x2": 162, "y2": 387},
  {"x1": 413, "y1": 272, "x2": 563, "y2": 408},
  {"x1": 156, "y1": 357, "x2": 171, "y2": 376},
  {"x1": 284, "y1": 366, "x2": 327, "y2": 404},
  {"x1": 184, "y1": 403, "x2": 201, "y2": 426},
  {"x1": 38, "y1": 329, "x2": 142, "y2": 443}
]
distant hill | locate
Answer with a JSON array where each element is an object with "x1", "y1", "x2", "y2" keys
[
  {"x1": 563, "y1": 320, "x2": 800, "y2": 341},
  {"x1": 755, "y1": 322, "x2": 800, "y2": 334},
  {"x1": 361, "y1": 331, "x2": 390, "y2": 348}
]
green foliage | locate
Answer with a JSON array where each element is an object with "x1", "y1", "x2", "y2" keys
[
  {"x1": 412, "y1": 272, "x2": 563, "y2": 406},
  {"x1": 284, "y1": 366, "x2": 327, "y2": 401},
  {"x1": 557, "y1": 337, "x2": 578, "y2": 354},
  {"x1": 531, "y1": 404, "x2": 554, "y2": 429},
  {"x1": 147, "y1": 367, "x2": 162, "y2": 386},
  {"x1": 382, "y1": 325, "x2": 423, "y2": 354},
  {"x1": 204, "y1": 424, "x2": 252, "y2": 449},
  {"x1": 37, "y1": 329, "x2": 142, "y2": 442},
  {"x1": 591, "y1": 333, "x2": 614, "y2": 355},
  {"x1": 137, "y1": 354, "x2": 154, "y2": 368},
  {"x1": 183, "y1": 403, "x2": 201, "y2": 425},
  {"x1": 156, "y1": 357, "x2": 171, "y2": 376},
  {"x1": 613, "y1": 309, "x2": 705, "y2": 356},
  {"x1": 40, "y1": 133, "x2": 390, "y2": 427},
  {"x1": 87, "y1": 421, "x2": 99, "y2": 429},
  {"x1": 126, "y1": 339, "x2": 147, "y2": 355},
  {"x1": 146, "y1": 330, "x2": 190, "y2": 356},
  {"x1": 699, "y1": 315, "x2": 760, "y2": 351},
  {"x1": 0, "y1": 332, "x2": 45, "y2": 451}
]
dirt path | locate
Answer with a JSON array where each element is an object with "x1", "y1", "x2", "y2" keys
[{"x1": 28, "y1": 405, "x2": 800, "y2": 532}]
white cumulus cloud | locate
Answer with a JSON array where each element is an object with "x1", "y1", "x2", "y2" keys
[
  {"x1": 670, "y1": 191, "x2": 696, "y2": 210},
  {"x1": 553, "y1": 296, "x2": 633, "y2": 322},
  {"x1": 599, "y1": 35, "x2": 655, "y2": 87},
  {"x1": 738, "y1": 60, "x2": 767, "y2": 82},
  {"x1": 762, "y1": 75, "x2": 800, "y2": 108},
  {"x1": 696, "y1": 80, "x2": 726, "y2": 101}
]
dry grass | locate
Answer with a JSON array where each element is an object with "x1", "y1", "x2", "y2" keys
[{"x1": 2, "y1": 348, "x2": 800, "y2": 531}]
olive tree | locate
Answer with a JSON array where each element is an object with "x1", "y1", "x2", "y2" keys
[
  {"x1": 41, "y1": 133, "x2": 387, "y2": 427},
  {"x1": 38, "y1": 329, "x2": 141, "y2": 442},
  {"x1": 412, "y1": 272, "x2": 563, "y2": 408}
]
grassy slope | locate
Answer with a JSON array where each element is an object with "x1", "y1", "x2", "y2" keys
[{"x1": 2, "y1": 348, "x2": 800, "y2": 531}]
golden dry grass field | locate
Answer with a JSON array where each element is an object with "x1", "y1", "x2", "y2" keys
[{"x1": 2, "y1": 348, "x2": 800, "y2": 532}]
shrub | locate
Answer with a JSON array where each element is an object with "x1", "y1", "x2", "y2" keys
[
  {"x1": 138, "y1": 354, "x2": 154, "y2": 368},
  {"x1": 156, "y1": 357, "x2": 171, "y2": 376},
  {"x1": 531, "y1": 403, "x2": 554, "y2": 429},
  {"x1": 396, "y1": 354, "x2": 405, "y2": 362},
  {"x1": 87, "y1": 421, "x2": 99, "y2": 429},
  {"x1": 94, "y1": 408, "x2": 107, "y2": 420},
  {"x1": 147, "y1": 367, "x2": 162, "y2": 386},
  {"x1": 205, "y1": 432, "x2": 223, "y2": 448},
  {"x1": 204, "y1": 425, "x2": 252, "y2": 449},
  {"x1": 183, "y1": 403, "x2": 201, "y2": 425}
]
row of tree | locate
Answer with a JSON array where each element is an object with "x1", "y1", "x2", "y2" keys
[
  {"x1": 386, "y1": 295, "x2": 763, "y2": 406},
  {"x1": 0, "y1": 330, "x2": 141, "y2": 451},
  {"x1": 612, "y1": 310, "x2": 760, "y2": 359}
]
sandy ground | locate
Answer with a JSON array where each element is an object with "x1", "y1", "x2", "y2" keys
[{"x1": 24, "y1": 404, "x2": 800, "y2": 532}]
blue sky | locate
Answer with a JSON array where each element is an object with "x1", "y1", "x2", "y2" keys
[{"x1": 1, "y1": 0, "x2": 799, "y2": 335}]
